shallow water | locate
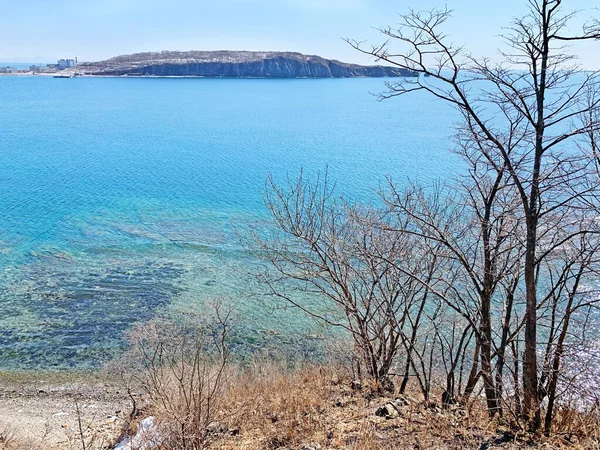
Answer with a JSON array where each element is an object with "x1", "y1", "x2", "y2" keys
[{"x1": 0, "y1": 76, "x2": 461, "y2": 369}]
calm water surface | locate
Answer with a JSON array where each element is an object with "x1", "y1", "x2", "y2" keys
[{"x1": 0, "y1": 76, "x2": 461, "y2": 369}]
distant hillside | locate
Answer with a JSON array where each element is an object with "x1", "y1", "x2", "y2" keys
[{"x1": 78, "y1": 51, "x2": 417, "y2": 78}]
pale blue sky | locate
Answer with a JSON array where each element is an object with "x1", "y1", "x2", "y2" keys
[{"x1": 0, "y1": 0, "x2": 598, "y2": 67}]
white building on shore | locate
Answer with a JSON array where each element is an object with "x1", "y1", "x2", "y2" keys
[{"x1": 57, "y1": 58, "x2": 77, "y2": 69}]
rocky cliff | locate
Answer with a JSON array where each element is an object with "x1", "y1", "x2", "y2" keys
[{"x1": 79, "y1": 51, "x2": 416, "y2": 78}]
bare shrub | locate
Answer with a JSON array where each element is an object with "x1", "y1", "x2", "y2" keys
[
  {"x1": 0, "y1": 421, "x2": 46, "y2": 450},
  {"x1": 126, "y1": 301, "x2": 233, "y2": 449}
]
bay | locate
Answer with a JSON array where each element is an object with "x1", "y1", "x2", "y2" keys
[{"x1": 0, "y1": 76, "x2": 461, "y2": 369}]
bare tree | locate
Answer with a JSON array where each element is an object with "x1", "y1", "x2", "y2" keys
[
  {"x1": 383, "y1": 177, "x2": 523, "y2": 416},
  {"x1": 348, "y1": 0, "x2": 600, "y2": 429},
  {"x1": 535, "y1": 214, "x2": 600, "y2": 433},
  {"x1": 251, "y1": 171, "x2": 439, "y2": 390}
]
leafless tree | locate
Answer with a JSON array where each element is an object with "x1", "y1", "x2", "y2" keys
[
  {"x1": 383, "y1": 177, "x2": 523, "y2": 416},
  {"x1": 251, "y1": 171, "x2": 440, "y2": 390},
  {"x1": 535, "y1": 214, "x2": 600, "y2": 433},
  {"x1": 348, "y1": 0, "x2": 600, "y2": 429}
]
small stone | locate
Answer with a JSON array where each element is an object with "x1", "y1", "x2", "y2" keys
[
  {"x1": 350, "y1": 380, "x2": 362, "y2": 391},
  {"x1": 206, "y1": 421, "x2": 226, "y2": 434},
  {"x1": 394, "y1": 396, "x2": 411, "y2": 407},
  {"x1": 300, "y1": 444, "x2": 321, "y2": 450},
  {"x1": 375, "y1": 402, "x2": 400, "y2": 418}
]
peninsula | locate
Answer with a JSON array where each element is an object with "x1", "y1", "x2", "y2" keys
[{"x1": 75, "y1": 50, "x2": 417, "y2": 78}]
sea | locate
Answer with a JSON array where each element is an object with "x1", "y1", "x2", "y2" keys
[{"x1": 0, "y1": 75, "x2": 462, "y2": 370}]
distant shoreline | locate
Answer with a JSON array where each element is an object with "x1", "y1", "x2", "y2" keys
[
  {"x1": 1, "y1": 50, "x2": 418, "y2": 79},
  {"x1": 0, "y1": 72, "x2": 412, "y2": 79}
]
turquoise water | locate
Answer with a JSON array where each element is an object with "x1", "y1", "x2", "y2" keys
[{"x1": 0, "y1": 76, "x2": 461, "y2": 369}]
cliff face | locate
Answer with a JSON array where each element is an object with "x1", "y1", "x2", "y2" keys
[{"x1": 79, "y1": 51, "x2": 416, "y2": 78}]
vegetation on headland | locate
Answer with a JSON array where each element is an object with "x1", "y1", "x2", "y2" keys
[{"x1": 76, "y1": 51, "x2": 417, "y2": 78}]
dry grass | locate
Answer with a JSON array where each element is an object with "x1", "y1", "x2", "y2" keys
[
  {"x1": 135, "y1": 362, "x2": 600, "y2": 449},
  {"x1": 213, "y1": 363, "x2": 340, "y2": 449},
  {"x1": 2, "y1": 363, "x2": 599, "y2": 449}
]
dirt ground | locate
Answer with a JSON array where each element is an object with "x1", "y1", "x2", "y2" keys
[{"x1": 0, "y1": 372, "x2": 133, "y2": 449}]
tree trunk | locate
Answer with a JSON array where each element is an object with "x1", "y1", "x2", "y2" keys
[{"x1": 523, "y1": 226, "x2": 540, "y2": 429}]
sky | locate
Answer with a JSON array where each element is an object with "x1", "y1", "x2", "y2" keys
[{"x1": 0, "y1": 0, "x2": 598, "y2": 68}]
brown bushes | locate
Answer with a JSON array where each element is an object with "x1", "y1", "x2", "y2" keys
[
  {"x1": 119, "y1": 319, "x2": 600, "y2": 450},
  {"x1": 102, "y1": 295, "x2": 597, "y2": 449},
  {"x1": 123, "y1": 302, "x2": 233, "y2": 449}
]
